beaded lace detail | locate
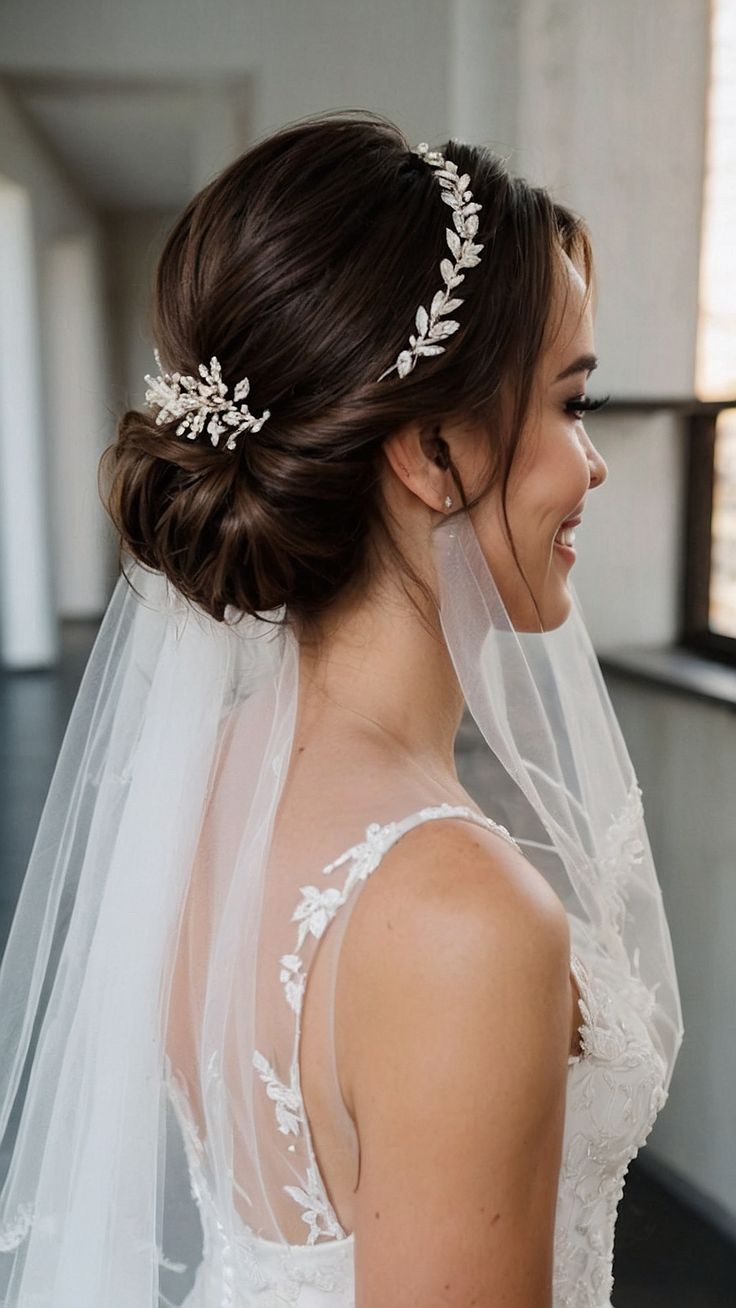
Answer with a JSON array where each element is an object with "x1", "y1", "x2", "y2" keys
[
  {"x1": 165, "y1": 1060, "x2": 355, "y2": 1305},
  {"x1": 163, "y1": 800, "x2": 670, "y2": 1307},
  {"x1": 553, "y1": 943, "x2": 669, "y2": 1307}
]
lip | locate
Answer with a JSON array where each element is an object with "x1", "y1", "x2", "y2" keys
[{"x1": 554, "y1": 512, "x2": 581, "y2": 564}]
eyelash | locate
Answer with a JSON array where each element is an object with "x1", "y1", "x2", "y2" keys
[{"x1": 564, "y1": 393, "x2": 611, "y2": 419}]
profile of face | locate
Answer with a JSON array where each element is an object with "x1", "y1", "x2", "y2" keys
[
  {"x1": 383, "y1": 250, "x2": 608, "y2": 633},
  {"x1": 468, "y1": 252, "x2": 608, "y2": 631}
]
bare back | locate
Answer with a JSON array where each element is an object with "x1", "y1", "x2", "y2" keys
[{"x1": 269, "y1": 727, "x2": 585, "y2": 1253}]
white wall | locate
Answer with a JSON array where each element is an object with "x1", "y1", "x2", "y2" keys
[
  {"x1": 571, "y1": 412, "x2": 687, "y2": 651},
  {"x1": 451, "y1": 0, "x2": 519, "y2": 150},
  {"x1": 0, "y1": 0, "x2": 452, "y2": 150},
  {"x1": 512, "y1": 0, "x2": 709, "y2": 402},
  {"x1": 0, "y1": 81, "x2": 112, "y2": 633},
  {"x1": 103, "y1": 210, "x2": 179, "y2": 410},
  {"x1": 0, "y1": 178, "x2": 56, "y2": 666},
  {"x1": 43, "y1": 231, "x2": 115, "y2": 614}
]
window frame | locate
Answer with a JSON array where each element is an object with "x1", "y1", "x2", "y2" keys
[
  {"x1": 681, "y1": 401, "x2": 736, "y2": 667},
  {"x1": 599, "y1": 398, "x2": 736, "y2": 670}
]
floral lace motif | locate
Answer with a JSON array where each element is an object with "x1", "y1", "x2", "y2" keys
[
  {"x1": 592, "y1": 780, "x2": 647, "y2": 938},
  {"x1": 0, "y1": 1202, "x2": 34, "y2": 1252},
  {"x1": 253, "y1": 804, "x2": 522, "y2": 1245},
  {"x1": 166, "y1": 1061, "x2": 354, "y2": 1305},
  {"x1": 166, "y1": 799, "x2": 670, "y2": 1306},
  {"x1": 553, "y1": 948, "x2": 668, "y2": 1306}
]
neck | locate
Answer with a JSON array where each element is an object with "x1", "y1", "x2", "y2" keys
[{"x1": 296, "y1": 579, "x2": 465, "y2": 786}]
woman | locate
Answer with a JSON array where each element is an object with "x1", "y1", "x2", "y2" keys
[{"x1": 0, "y1": 112, "x2": 682, "y2": 1307}]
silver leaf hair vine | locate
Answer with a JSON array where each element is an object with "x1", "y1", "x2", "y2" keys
[
  {"x1": 143, "y1": 142, "x2": 483, "y2": 450},
  {"x1": 376, "y1": 142, "x2": 484, "y2": 381}
]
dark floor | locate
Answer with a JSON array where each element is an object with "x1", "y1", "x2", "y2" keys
[
  {"x1": 1, "y1": 619, "x2": 735, "y2": 1305},
  {"x1": 613, "y1": 1162, "x2": 735, "y2": 1306}
]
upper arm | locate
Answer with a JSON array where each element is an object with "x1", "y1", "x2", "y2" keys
[{"x1": 337, "y1": 819, "x2": 572, "y2": 1308}]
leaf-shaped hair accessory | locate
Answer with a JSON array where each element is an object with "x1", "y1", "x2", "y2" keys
[
  {"x1": 144, "y1": 349, "x2": 270, "y2": 451},
  {"x1": 376, "y1": 142, "x2": 484, "y2": 382}
]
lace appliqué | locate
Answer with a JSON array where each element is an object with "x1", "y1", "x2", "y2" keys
[
  {"x1": 253, "y1": 1050, "x2": 302, "y2": 1136},
  {"x1": 581, "y1": 781, "x2": 667, "y2": 1040},
  {"x1": 567, "y1": 952, "x2": 590, "y2": 1067},
  {"x1": 284, "y1": 1162, "x2": 347, "y2": 1245},
  {"x1": 246, "y1": 799, "x2": 670, "y2": 1307},
  {"x1": 165, "y1": 1061, "x2": 354, "y2": 1304},
  {"x1": 0, "y1": 1202, "x2": 33, "y2": 1252},
  {"x1": 554, "y1": 948, "x2": 669, "y2": 1306},
  {"x1": 253, "y1": 803, "x2": 521, "y2": 1246},
  {"x1": 593, "y1": 781, "x2": 646, "y2": 937}
]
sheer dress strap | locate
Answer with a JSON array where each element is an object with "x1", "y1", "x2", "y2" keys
[
  {"x1": 269, "y1": 802, "x2": 586, "y2": 1242},
  {"x1": 297, "y1": 804, "x2": 527, "y2": 1223}
]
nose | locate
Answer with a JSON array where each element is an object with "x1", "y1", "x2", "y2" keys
[{"x1": 584, "y1": 431, "x2": 607, "y2": 490}]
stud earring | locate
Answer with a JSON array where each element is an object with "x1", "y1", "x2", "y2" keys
[{"x1": 444, "y1": 495, "x2": 453, "y2": 509}]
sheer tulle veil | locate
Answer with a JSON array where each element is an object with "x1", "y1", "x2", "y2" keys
[{"x1": 0, "y1": 498, "x2": 683, "y2": 1303}]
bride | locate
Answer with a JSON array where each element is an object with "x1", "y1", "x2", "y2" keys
[{"x1": 0, "y1": 112, "x2": 683, "y2": 1307}]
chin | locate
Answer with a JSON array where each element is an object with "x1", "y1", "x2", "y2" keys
[
  {"x1": 541, "y1": 587, "x2": 573, "y2": 632},
  {"x1": 496, "y1": 556, "x2": 574, "y2": 633},
  {"x1": 533, "y1": 585, "x2": 572, "y2": 635}
]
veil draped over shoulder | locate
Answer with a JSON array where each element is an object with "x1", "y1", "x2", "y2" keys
[{"x1": 0, "y1": 512, "x2": 683, "y2": 1305}]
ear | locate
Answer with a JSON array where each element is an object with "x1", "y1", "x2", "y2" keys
[{"x1": 382, "y1": 420, "x2": 455, "y2": 512}]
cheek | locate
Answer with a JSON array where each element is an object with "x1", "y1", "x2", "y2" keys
[
  {"x1": 567, "y1": 433, "x2": 595, "y2": 500},
  {"x1": 467, "y1": 424, "x2": 589, "y2": 561},
  {"x1": 491, "y1": 435, "x2": 589, "y2": 564},
  {"x1": 528, "y1": 428, "x2": 590, "y2": 520}
]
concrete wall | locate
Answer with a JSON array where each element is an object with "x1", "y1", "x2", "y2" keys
[
  {"x1": 571, "y1": 411, "x2": 687, "y2": 651},
  {"x1": 604, "y1": 675, "x2": 736, "y2": 1227}
]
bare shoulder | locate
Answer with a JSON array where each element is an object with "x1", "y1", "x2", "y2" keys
[
  {"x1": 336, "y1": 817, "x2": 572, "y2": 1307},
  {"x1": 338, "y1": 815, "x2": 571, "y2": 1000}
]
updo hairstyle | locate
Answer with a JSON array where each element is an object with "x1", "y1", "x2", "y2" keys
[{"x1": 99, "y1": 110, "x2": 594, "y2": 632}]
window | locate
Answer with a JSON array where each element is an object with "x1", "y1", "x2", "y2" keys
[
  {"x1": 683, "y1": 405, "x2": 736, "y2": 661},
  {"x1": 684, "y1": 0, "x2": 736, "y2": 663}
]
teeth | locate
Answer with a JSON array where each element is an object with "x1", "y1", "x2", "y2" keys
[{"x1": 555, "y1": 526, "x2": 576, "y2": 547}]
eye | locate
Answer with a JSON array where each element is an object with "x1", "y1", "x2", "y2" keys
[{"x1": 564, "y1": 393, "x2": 611, "y2": 420}]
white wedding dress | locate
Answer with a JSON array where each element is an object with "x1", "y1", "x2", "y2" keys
[{"x1": 165, "y1": 803, "x2": 670, "y2": 1308}]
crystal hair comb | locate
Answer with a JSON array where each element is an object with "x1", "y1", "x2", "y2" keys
[{"x1": 144, "y1": 350, "x2": 270, "y2": 451}]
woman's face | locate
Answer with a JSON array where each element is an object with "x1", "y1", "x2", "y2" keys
[{"x1": 470, "y1": 254, "x2": 608, "y2": 631}]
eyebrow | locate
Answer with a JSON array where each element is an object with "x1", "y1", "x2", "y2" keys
[{"x1": 554, "y1": 354, "x2": 599, "y2": 382}]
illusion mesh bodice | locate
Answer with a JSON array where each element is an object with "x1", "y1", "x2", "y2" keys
[{"x1": 166, "y1": 804, "x2": 669, "y2": 1308}]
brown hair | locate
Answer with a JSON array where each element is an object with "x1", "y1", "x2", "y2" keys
[{"x1": 99, "y1": 109, "x2": 594, "y2": 634}]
